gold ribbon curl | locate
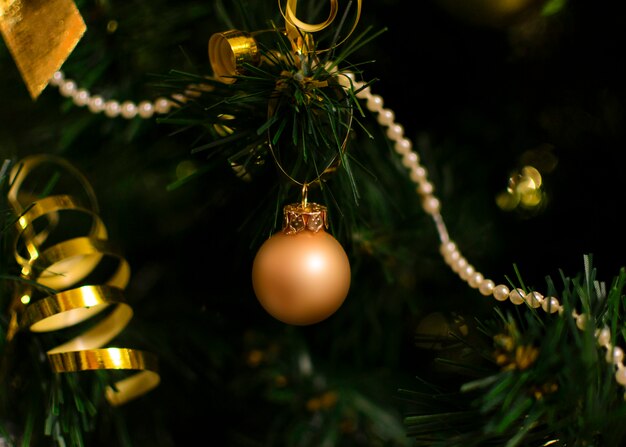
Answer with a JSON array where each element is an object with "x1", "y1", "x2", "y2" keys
[
  {"x1": 279, "y1": 0, "x2": 362, "y2": 54},
  {"x1": 6, "y1": 154, "x2": 159, "y2": 407}
]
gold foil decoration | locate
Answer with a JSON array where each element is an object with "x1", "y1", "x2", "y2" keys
[
  {"x1": 208, "y1": 30, "x2": 260, "y2": 84},
  {"x1": 0, "y1": 0, "x2": 86, "y2": 99},
  {"x1": 496, "y1": 165, "x2": 546, "y2": 212},
  {"x1": 6, "y1": 154, "x2": 159, "y2": 406},
  {"x1": 279, "y1": 0, "x2": 362, "y2": 53}
]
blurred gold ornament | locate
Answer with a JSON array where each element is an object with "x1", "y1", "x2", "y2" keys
[
  {"x1": 494, "y1": 335, "x2": 539, "y2": 371},
  {"x1": 496, "y1": 165, "x2": 547, "y2": 213},
  {"x1": 0, "y1": 0, "x2": 86, "y2": 99},
  {"x1": 252, "y1": 201, "x2": 351, "y2": 326},
  {"x1": 306, "y1": 390, "x2": 338, "y2": 412},
  {"x1": 6, "y1": 154, "x2": 159, "y2": 406}
]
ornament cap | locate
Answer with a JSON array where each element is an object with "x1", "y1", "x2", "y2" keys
[{"x1": 282, "y1": 202, "x2": 327, "y2": 234}]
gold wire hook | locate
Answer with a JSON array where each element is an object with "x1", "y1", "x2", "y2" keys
[
  {"x1": 265, "y1": 83, "x2": 353, "y2": 195},
  {"x1": 301, "y1": 183, "x2": 308, "y2": 208}
]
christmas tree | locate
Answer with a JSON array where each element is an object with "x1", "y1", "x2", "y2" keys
[{"x1": 2, "y1": 0, "x2": 626, "y2": 446}]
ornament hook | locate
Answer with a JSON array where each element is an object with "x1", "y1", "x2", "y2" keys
[{"x1": 301, "y1": 183, "x2": 309, "y2": 208}]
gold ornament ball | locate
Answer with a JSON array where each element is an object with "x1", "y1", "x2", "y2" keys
[{"x1": 252, "y1": 229, "x2": 351, "y2": 326}]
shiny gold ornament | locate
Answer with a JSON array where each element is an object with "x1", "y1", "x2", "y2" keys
[
  {"x1": 6, "y1": 154, "x2": 159, "y2": 406},
  {"x1": 252, "y1": 202, "x2": 351, "y2": 326},
  {"x1": 208, "y1": 30, "x2": 260, "y2": 84},
  {"x1": 0, "y1": 0, "x2": 86, "y2": 99}
]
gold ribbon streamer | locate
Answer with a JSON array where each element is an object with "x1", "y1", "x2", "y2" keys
[
  {"x1": 6, "y1": 154, "x2": 159, "y2": 406},
  {"x1": 0, "y1": 0, "x2": 86, "y2": 99},
  {"x1": 279, "y1": 0, "x2": 362, "y2": 53}
]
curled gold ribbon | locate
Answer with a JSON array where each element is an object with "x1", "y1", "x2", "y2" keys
[
  {"x1": 7, "y1": 154, "x2": 159, "y2": 407},
  {"x1": 279, "y1": 0, "x2": 362, "y2": 54}
]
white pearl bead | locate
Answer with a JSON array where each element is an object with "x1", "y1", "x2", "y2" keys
[
  {"x1": 542, "y1": 296, "x2": 560, "y2": 313},
  {"x1": 525, "y1": 291, "x2": 543, "y2": 308},
  {"x1": 355, "y1": 84, "x2": 370, "y2": 99},
  {"x1": 409, "y1": 166, "x2": 427, "y2": 183},
  {"x1": 88, "y1": 95, "x2": 105, "y2": 113},
  {"x1": 366, "y1": 94, "x2": 383, "y2": 112},
  {"x1": 352, "y1": 81, "x2": 365, "y2": 93},
  {"x1": 394, "y1": 138, "x2": 412, "y2": 155},
  {"x1": 73, "y1": 89, "x2": 90, "y2": 107},
  {"x1": 377, "y1": 109, "x2": 395, "y2": 126},
  {"x1": 421, "y1": 196, "x2": 440, "y2": 215},
  {"x1": 366, "y1": 93, "x2": 383, "y2": 109},
  {"x1": 121, "y1": 100, "x2": 138, "y2": 119},
  {"x1": 386, "y1": 123, "x2": 404, "y2": 140},
  {"x1": 337, "y1": 74, "x2": 352, "y2": 89},
  {"x1": 440, "y1": 241, "x2": 457, "y2": 255},
  {"x1": 337, "y1": 72, "x2": 355, "y2": 87},
  {"x1": 138, "y1": 100, "x2": 155, "y2": 119},
  {"x1": 608, "y1": 346, "x2": 624, "y2": 364},
  {"x1": 50, "y1": 71, "x2": 65, "y2": 86},
  {"x1": 418, "y1": 181, "x2": 434, "y2": 195},
  {"x1": 597, "y1": 327, "x2": 611, "y2": 347},
  {"x1": 452, "y1": 257, "x2": 467, "y2": 273},
  {"x1": 468, "y1": 272, "x2": 483, "y2": 288},
  {"x1": 479, "y1": 279, "x2": 495, "y2": 296},
  {"x1": 459, "y1": 265, "x2": 475, "y2": 281},
  {"x1": 493, "y1": 284, "x2": 510, "y2": 301},
  {"x1": 401, "y1": 151, "x2": 418, "y2": 169},
  {"x1": 155, "y1": 97, "x2": 172, "y2": 114},
  {"x1": 60, "y1": 80, "x2": 77, "y2": 97},
  {"x1": 104, "y1": 100, "x2": 121, "y2": 118},
  {"x1": 509, "y1": 288, "x2": 525, "y2": 305},
  {"x1": 444, "y1": 249, "x2": 460, "y2": 264}
]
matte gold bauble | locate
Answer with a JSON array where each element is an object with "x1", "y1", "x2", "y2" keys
[{"x1": 251, "y1": 203, "x2": 351, "y2": 326}]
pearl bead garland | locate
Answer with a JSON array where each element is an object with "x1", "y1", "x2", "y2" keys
[
  {"x1": 49, "y1": 71, "x2": 176, "y2": 119},
  {"x1": 352, "y1": 74, "x2": 626, "y2": 398}
]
